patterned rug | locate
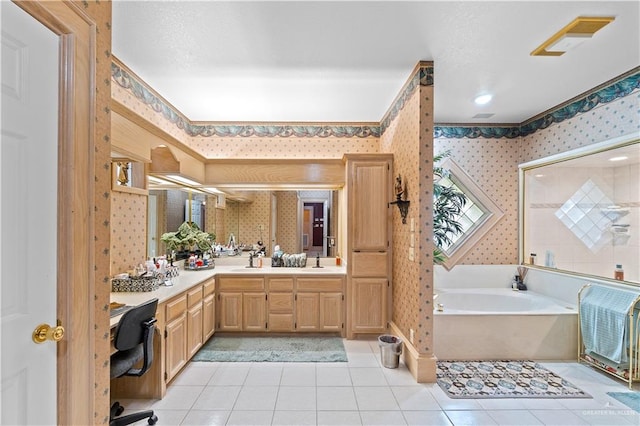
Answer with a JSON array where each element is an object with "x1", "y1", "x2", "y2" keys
[
  {"x1": 192, "y1": 336, "x2": 347, "y2": 362},
  {"x1": 437, "y1": 360, "x2": 591, "y2": 399}
]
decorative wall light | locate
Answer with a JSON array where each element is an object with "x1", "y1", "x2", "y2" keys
[{"x1": 390, "y1": 174, "x2": 410, "y2": 224}]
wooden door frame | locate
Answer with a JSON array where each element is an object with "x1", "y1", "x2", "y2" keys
[{"x1": 14, "y1": 1, "x2": 96, "y2": 424}]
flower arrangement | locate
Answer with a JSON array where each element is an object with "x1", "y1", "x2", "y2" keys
[{"x1": 161, "y1": 221, "x2": 215, "y2": 255}]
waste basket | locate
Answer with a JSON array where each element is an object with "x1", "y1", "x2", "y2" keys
[{"x1": 378, "y1": 335, "x2": 402, "y2": 368}]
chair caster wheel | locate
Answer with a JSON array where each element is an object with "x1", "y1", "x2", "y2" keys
[{"x1": 148, "y1": 415, "x2": 158, "y2": 425}]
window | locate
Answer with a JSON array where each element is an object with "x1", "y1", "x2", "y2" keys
[{"x1": 435, "y1": 159, "x2": 504, "y2": 269}]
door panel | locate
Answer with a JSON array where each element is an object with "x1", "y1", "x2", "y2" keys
[{"x1": 1, "y1": 2, "x2": 59, "y2": 424}]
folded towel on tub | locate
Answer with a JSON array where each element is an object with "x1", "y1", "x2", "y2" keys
[{"x1": 580, "y1": 285, "x2": 640, "y2": 364}]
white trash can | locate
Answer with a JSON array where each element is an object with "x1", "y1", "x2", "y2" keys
[{"x1": 378, "y1": 335, "x2": 402, "y2": 368}]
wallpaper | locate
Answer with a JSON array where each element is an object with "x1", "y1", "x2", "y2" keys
[
  {"x1": 74, "y1": 1, "x2": 112, "y2": 423},
  {"x1": 380, "y1": 63, "x2": 435, "y2": 355},
  {"x1": 238, "y1": 192, "x2": 271, "y2": 248},
  {"x1": 110, "y1": 192, "x2": 148, "y2": 274},
  {"x1": 276, "y1": 191, "x2": 299, "y2": 254}
]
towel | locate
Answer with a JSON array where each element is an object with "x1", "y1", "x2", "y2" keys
[{"x1": 580, "y1": 285, "x2": 640, "y2": 364}]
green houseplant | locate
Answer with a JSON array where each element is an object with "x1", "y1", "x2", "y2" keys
[
  {"x1": 161, "y1": 221, "x2": 215, "y2": 257},
  {"x1": 433, "y1": 151, "x2": 467, "y2": 265}
]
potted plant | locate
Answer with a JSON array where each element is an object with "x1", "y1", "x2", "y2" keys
[
  {"x1": 433, "y1": 151, "x2": 467, "y2": 265},
  {"x1": 161, "y1": 221, "x2": 216, "y2": 261}
]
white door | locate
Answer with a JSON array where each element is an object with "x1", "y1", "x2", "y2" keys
[{"x1": 1, "y1": 1, "x2": 59, "y2": 424}]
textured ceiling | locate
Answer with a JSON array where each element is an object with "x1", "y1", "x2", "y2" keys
[{"x1": 112, "y1": 1, "x2": 639, "y2": 124}]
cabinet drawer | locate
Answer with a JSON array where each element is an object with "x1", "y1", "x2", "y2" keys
[
  {"x1": 166, "y1": 295, "x2": 187, "y2": 322},
  {"x1": 296, "y1": 277, "x2": 343, "y2": 292},
  {"x1": 268, "y1": 277, "x2": 294, "y2": 291},
  {"x1": 269, "y1": 313, "x2": 294, "y2": 331},
  {"x1": 351, "y1": 252, "x2": 388, "y2": 277},
  {"x1": 269, "y1": 292, "x2": 293, "y2": 312},
  {"x1": 203, "y1": 278, "x2": 215, "y2": 297},
  {"x1": 218, "y1": 277, "x2": 265, "y2": 291},
  {"x1": 187, "y1": 286, "x2": 203, "y2": 307}
]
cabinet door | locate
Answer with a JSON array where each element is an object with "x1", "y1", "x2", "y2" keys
[
  {"x1": 165, "y1": 314, "x2": 188, "y2": 382},
  {"x1": 350, "y1": 160, "x2": 390, "y2": 251},
  {"x1": 296, "y1": 292, "x2": 319, "y2": 331},
  {"x1": 243, "y1": 292, "x2": 267, "y2": 331},
  {"x1": 351, "y1": 278, "x2": 387, "y2": 333},
  {"x1": 203, "y1": 293, "x2": 215, "y2": 341},
  {"x1": 320, "y1": 292, "x2": 343, "y2": 331},
  {"x1": 187, "y1": 303, "x2": 203, "y2": 358},
  {"x1": 218, "y1": 292, "x2": 242, "y2": 331}
]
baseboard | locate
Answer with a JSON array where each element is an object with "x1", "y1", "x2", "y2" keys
[{"x1": 389, "y1": 322, "x2": 437, "y2": 383}]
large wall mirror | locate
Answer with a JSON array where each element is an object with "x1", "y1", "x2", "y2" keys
[
  {"x1": 148, "y1": 188, "x2": 339, "y2": 259},
  {"x1": 520, "y1": 135, "x2": 639, "y2": 284}
]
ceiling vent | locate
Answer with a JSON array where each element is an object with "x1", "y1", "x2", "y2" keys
[
  {"x1": 531, "y1": 16, "x2": 614, "y2": 56},
  {"x1": 473, "y1": 113, "x2": 495, "y2": 119}
]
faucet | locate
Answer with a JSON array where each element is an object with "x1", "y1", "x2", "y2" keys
[{"x1": 248, "y1": 252, "x2": 254, "y2": 268}]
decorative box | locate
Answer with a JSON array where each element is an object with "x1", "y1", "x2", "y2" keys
[{"x1": 111, "y1": 275, "x2": 161, "y2": 292}]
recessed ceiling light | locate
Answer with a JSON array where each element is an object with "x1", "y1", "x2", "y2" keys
[
  {"x1": 473, "y1": 113, "x2": 495, "y2": 119},
  {"x1": 474, "y1": 94, "x2": 492, "y2": 105},
  {"x1": 609, "y1": 156, "x2": 628, "y2": 162}
]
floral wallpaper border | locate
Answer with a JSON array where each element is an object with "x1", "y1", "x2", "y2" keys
[{"x1": 111, "y1": 58, "x2": 637, "y2": 141}]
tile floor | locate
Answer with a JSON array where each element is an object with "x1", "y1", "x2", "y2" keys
[{"x1": 116, "y1": 338, "x2": 640, "y2": 425}]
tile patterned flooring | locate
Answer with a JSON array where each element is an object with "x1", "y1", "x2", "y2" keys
[{"x1": 116, "y1": 338, "x2": 640, "y2": 425}]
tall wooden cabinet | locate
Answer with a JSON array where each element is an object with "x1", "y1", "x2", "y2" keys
[{"x1": 344, "y1": 154, "x2": 393, "y2": 338}]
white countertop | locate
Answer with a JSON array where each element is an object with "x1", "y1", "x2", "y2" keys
[{"x1": 110, "y1": 257, "x2": 346, "y2": 327}]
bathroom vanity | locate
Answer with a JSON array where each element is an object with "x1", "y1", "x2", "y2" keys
[{"x1": 110, "y1": 262, "x2": 346, "y2": 399}]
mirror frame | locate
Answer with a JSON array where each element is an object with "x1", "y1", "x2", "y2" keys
[{"x1": 518, "y1": 133, "x2": 639, "y2": 285}]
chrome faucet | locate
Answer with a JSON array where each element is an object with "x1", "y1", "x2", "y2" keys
[{"x1": 248, "y1": 252, "x2": 254, "y2": 268}]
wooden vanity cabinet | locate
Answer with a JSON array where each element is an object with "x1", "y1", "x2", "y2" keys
[
  {"x1": 165, "y1": 294, "x2": 188, "y2": 382},
  {"x1": 295, "y1": 277, "x2": 344, "y2": 333},
  {"x1": 186, "y1": 286, "x2": 204, "y2": 358},
  {"x1": 217, "y1": 277, "x2": 267, "y2": 331},
  {"x1": 202, "y1": 278, "x2": 216, "y2": 341},
  {"x1": 268, "y1": 277, "x2": 295, "y2": 332}
]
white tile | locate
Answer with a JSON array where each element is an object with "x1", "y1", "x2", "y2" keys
[
  {"x1": 343, "y1": 339, "x2": 376, "y2": 354},
  {"x1": 234, "y1": 385, "x2": 278, "y2": 410},
  {"x1": 317, "y1": 410, "x2": 362, "y2": 426},
  {"x1": 210, "y1": 365, "x2": 249, "y2": 385},
  {"x1": 275, "y1": 386, "x2": 317, "y2": 411},
  {"x1": 574, "y1": 408, "x2": 640, "y2": 425},
  {"x1": 382, "y1": 367, "x2": 420, "y2": 386},
  {"x1": 403, "y1": 410, "x2": 453, "y2": 426},
  {"x1": 431, "y1": 395, "x2": 484, "y2": 411},
  {"x1": 360, "y1": 410, "x2": 407, "y2": 425},
  {"x1": 226, "y1": 410, "x2": 273, "y2": 425},
  {"x1": 476, "y1": 398, "x2": 527, "y2": 410},
  {"x1": 349, "y1": 367, "x2": 388, "y2": 386},
  {"x1": 281, "y1": 364, "x2": 316, "y2": 386},
  {"x1": 180, "y1": 409, "x2": 230, "y2": 425},
  {"x1": 518, "y1": 398, "x2": 568, "y2": 410},
  {"x1": 244, "y1": 364, "x2": 283, "y2": 385},
  {"x1": 391, "y1": 386, "x2": 441, "y2": 411},
  {"x1": 353, "y1": 386, "x2": 400, "y2": 411},
  {"x1": 347, "y1": 352, "x2": 380, "y2": 367},
  {"x1": 317, "y1": 387, "x2": 358, "y2": 411},
  {"x1": 117, "y1": 408, "x2": 185, "y2": 426},
  {"x1": 191, "y1": 386, "x2": 241, "y2": 410},
  {"x1": 444, "y1": 410, "x2": 498, "y2": 425},
  {"x1": 529, "y1": 409, "x2": 591, "y2": 425},
  {"x1": 317, "y1": 366, "x2": 352, "y2": 386},
  {"x1": 485, "y1": 409, "x2": 543, "y2": 425},
  {"x1": 171, "y1": 363, "x2": 217, "y2": 386},
  {"x1": 148, "y1": 385, "x2": 203, "y2": 410},
  {"x1": 272, "y1": 410, "x2": 317, "y2": 425}
]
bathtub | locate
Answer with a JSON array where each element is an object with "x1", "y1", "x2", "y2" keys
[{"x1": 433, "y1": 288, "x2": 578, "y2": 361}]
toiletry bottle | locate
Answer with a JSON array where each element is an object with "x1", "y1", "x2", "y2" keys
[
  {"x1": 336, "y1": 253, "x2": 341, "y2": 266},
  {"x1": 614, "y1": 264, "x2": 624, "y2": 281},
  {"x1": 529, "y1": 253, "x2": 536, "y2": 265},
  {"x1": 257, "y1": 255, "x2": 263, "y2": 268}
]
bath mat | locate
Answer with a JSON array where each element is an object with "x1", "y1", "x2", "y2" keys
[
  {"x1": 437, "y1": 360, "x2": 591, "y2": 399},
  {"x1": 192, "y1": 336, "x2": 347, "y2": 362},
  {"x1": 607, "y1": 392, "x2": 640, "y2": 413}
]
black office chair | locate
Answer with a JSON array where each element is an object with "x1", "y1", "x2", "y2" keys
[{"x1": 110, "y1": 298, "x2": 159, "y2": 426}]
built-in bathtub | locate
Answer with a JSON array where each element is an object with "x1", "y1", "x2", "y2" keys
[{"x1": 433, "y1": 288, "x2": 578, "y2": 361}]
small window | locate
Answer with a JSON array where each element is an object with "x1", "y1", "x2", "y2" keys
[{"x1": 435, "y1": 158, "x2": 504, "y2": 269}]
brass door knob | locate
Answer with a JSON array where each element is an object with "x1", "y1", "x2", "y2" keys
[{"x1": 32, "y1": 323, "x2": 65, "y2": 344}]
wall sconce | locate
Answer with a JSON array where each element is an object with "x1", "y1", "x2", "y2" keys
[{"x1": 390, "y1": 174, "x2": 410, "y2": 224}]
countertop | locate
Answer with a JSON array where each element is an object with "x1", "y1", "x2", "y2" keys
[{"x1": 110, "y1": 257, "x2": 346, "y2": 327}]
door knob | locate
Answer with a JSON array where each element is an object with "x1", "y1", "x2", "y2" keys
[{"x1": 32, "y1": 323, "x2": 65, "y2": 344}]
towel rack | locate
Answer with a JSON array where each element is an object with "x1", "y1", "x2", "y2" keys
[{"x1": 578, "y1": 284, "x2": 640, "y2": 389}]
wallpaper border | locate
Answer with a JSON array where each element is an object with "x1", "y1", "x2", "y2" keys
[{"x1": 111, "y1": 57, "x2": 637, "y2": 141}]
